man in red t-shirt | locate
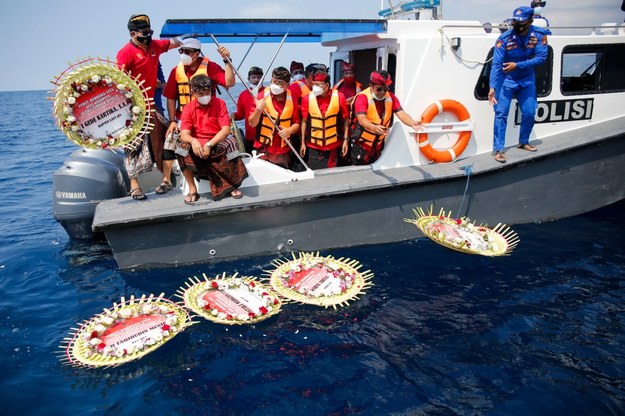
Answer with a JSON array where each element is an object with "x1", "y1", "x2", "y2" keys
[
  {"x1": 333, "y1": 61, "x2": 363, "y2": 106},
  {"x1": 160, "y1": 37, "x2": 233, "y2": 195},
  {"x1": 249, "y1": 67, "x2": 300, "y2": 169},
  {"x1": 233, "y1": 66, "x2": 264, "y2": 153},
  {"x1": 350, "y1": 70, "x2": 422, "y2": 165},
  {"x1": 116, "y1": 14, "x2": 182, "y2": 200},
  {"x1": 178, "y1": 75, "x2": 248, "y2": 203},
  {"x1": 300, "y1": 71, "x2": 350, "y2": 169}
]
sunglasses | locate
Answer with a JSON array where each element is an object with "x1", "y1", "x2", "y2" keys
[
  {"x1": 375, "y1": 86, "x2": 389, "y2": 93},
  {"x1": 178, "y1": 48, "x2": 199, "y2": 55},
  {"x1": 135, "y1": 29, "x2": 153, "y2": 36}
]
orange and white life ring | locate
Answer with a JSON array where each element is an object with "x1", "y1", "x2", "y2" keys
[{"x1": 417, "y1": 99, "x2": 471, "y2": 163}]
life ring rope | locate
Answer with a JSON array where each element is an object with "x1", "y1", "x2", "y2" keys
[{"x1": 417, "y1": 99, "x2": 472, "y2": 163}]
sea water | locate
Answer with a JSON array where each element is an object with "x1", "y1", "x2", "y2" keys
[{"x1": 0, "y1": 90, "x2": 624, "y2": 416}]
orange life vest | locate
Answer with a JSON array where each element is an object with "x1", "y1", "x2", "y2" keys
[
  {"x1": 306, "y1": 90, "x2": 341, "y2": 148},
  {"x1": 256, "y1": 87, "x2": 294, "y2": 148},
  {"x1": 333, "y1": 79, "x2": 363, "y2": 96},
  {"x1": 353, "y1": 87, "x2": 393, "y2": 146},
  {"x1": 293, "y1": 80, "x2": 311, "y2": 96},
  {"x1": 174, "y1": 57, "x2": 211, "y2": 112}
]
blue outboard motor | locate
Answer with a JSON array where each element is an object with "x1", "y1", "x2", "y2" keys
[{"x1": 53, "y1": 148, "x2": 128, "y2": 240}]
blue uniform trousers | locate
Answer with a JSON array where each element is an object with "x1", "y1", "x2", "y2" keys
[{"x1": 493, "y1": 82, "x2": 537, "y2": 152}]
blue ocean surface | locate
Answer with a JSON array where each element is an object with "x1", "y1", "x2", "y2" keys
[{"x1": 0, "y1": 90, "x2": 624, "y2": 416}]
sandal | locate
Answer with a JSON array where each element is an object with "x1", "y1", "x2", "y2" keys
[
  {"x1": 155, "y1": 181, "x2": 173, "y2": 195},
  {"x1": 494, "y1": 151, "x2": 506, "y2": 163},
  {"x1": 517, "y1": 143, "x2": 537, "y2": 152},
  {"x1": 230, "y1": 190, "x2": 243, "y2": 199},
  {"x1": 129, "y1": 187, "x2": 147, "y2": 200},
  {"x1": 184, "y1": 192, "x2": 200, "y2": 205}
]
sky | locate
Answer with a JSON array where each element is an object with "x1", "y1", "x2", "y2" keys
[{"x1": 0, "y1": 0, "x2": 621, "y2": 92}]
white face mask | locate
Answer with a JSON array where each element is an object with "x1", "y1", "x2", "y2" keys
[
  {"x1": 373, "y1": 94, "x2": 386, "y2": 101},
  {"x1": 270, "y1": 83, "x2": 285, "y2": 95},
  {"x1": 180, "y1": 53, "x2": 194, "y2": 66},
  {"x1": 312, "y1": 85, "x2": 324, "y2": 96},
  {"x1": 197, "y1": 95, "x2": 211, "y2": 105},
  {"x1": 533, "y1": 6, "x2": 542, "y2": 15},
  {"x1": 292, "y1": 73, "x2": 305, "y2": 82}
]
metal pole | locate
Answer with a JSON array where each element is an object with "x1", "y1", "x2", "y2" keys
[
  {"x1": 208, "y1": 33, "x2": 311, "y2": 172},
  {"x1": 256, "y1": 30, "x2": 290, "y2": 91},
  {"x1": 236, "y1": 35, "x2": 259, "y2": 72}
]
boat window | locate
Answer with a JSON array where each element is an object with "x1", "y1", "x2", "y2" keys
[
  {"x1": 474, "y1": 46, "x2": 553, "y2": 100},
  {"x1": 561, "y1": 44, "x2": 625, "y2": 95},
  {"x1": 387, "y1": 53, "x2": 397, "y2": 94}
]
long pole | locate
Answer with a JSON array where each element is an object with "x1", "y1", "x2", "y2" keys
[
  {"x1": 209, "y1": 33, "x2": 311, "y2": 172},
  {"x1": 236, "y1": 35, "x2": 258, "y2": 72},
  {"x1": 255, "y1": 30, "x2": 290, "y2": 93}
]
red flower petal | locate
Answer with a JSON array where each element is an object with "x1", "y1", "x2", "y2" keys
[
  {"x1": 97, "y1": 342, "x2": 106, "y2": 351},
  {"x1": 211, "y1": 281, "x2": 219, "y2": 289},
  {"x1": 161, "y1": 324, "x2": 170, "y2": 331}
]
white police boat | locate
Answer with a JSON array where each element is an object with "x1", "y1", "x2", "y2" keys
[{"x1": 53, "y1": 1, "x2": 625, "y2": 269}]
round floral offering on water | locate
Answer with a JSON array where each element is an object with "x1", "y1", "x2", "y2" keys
[
  {"x1": 59, "y1": 293, "x2": 193, "y2": 368},
  {"x1": 267, "y1": 252, "x2": 374, "y2": 309},
  {"x1": 404, "y1": 206, "x2": 519, "y2": 256},
  {"x1": 177, "y1": 272, "x2": 282, "y2": 325}
]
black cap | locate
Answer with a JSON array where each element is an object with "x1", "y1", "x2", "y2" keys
[
  {"x1": 190, "y1": 74, "x2": 212, "y2": 92},
  {"x1": 248, "y1": 66, "x2": 263, "y2": 77},
  {"x1": 128, "y1": 14, "x2": 150, "y2": 32},
  {"x1": 305, "y1": 63, "x2": 328, "y2": 75}
]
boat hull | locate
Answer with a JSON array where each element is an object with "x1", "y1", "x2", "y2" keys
[{"x1": 99, "y1": 131, "x2": 625, "y2": 270}]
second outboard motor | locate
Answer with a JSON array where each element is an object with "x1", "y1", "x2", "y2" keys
[{"x1": 53, "y1": 148, "x2": 127, "y2": 240}]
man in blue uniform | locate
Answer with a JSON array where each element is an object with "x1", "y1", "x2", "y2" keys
[{"x1": 488, "y1": 6, "x2": 548, "y2": 163}]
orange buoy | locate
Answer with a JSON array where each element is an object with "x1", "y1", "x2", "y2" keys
[{"x1": 418, "y1": 99, "x2": 471, "y2": 163}]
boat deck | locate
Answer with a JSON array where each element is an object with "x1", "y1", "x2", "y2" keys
[{"x1": 93, "y1": 116, "x2": 625, "y2": 232}]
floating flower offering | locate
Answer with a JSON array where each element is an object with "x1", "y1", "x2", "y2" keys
[
  {"x1": 177, "y1": 272, "x2": 283, "y2": 325},
  {"x1": 405, "y1": 206, "x2": 519, "y2": 256},
  {"x1": 59, "y1": 293, "x2": 192, "y2": 368},
  {"x1": 267, "y1": 252, "x2": 373, "y2": 309},
  {"x1": 51, "y1": 58, "x2": 153, "y2": 150}
]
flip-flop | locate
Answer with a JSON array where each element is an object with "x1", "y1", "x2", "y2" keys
[
  {"x1": 155, "y1": 181, "x2": 173, "y2": 195},
  {"x1": 129, "y1": 187, "x2": 147, "y2": 200},
  {"x1": 184, "y1": 192, "x2": 200, "y2": 205},
  {"x1": 517, "y1": 144, "x2": 537, "y2": 152},
  {"x1": 494, "y1": 152, "x2": 506, "y2": 163},
  {"x1": 230, "y1": 190, "x2": 243, "y2": 199}
]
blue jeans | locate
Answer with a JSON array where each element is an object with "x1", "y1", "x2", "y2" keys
[{"x1": 493, "y1": 82, "x2": 537, "y2": 152}]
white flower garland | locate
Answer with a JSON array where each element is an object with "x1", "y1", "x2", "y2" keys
[{"x1": 52, "y1": 59, "x2": 151, "y2": 149}]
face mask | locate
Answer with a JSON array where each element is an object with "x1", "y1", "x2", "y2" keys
[
  {"x1": 270, "y1": 84, "x2": 285, "y2": 95},
  {"x1": 373, "y1": 94, "x2": 386, "y2": 101},
  {"x1": 180, "y1": 54, "x2": 193, "y2": 66},
  {"x1": 197, "y1": 95, "x2": 211, "y2": 105},
  {"x1": 533, "y1": 6, "x2": 542, "y2": 15},
  {"x1": 136, "y1": 34, "x2": 152, "y2": 46},
  {"x1": 292, "y1": 74, "x2": 305, "y2": 81},
  {"x1": 514, "y1": 21, "x2": 530, "y2": 33},
  {"x1": 312, "y1": 85, "x2": 324, "y2": 96}
]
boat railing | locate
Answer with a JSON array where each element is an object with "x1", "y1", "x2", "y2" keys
[{"x1": 379, "y1": 0, "x2": 440, "y2": 21}]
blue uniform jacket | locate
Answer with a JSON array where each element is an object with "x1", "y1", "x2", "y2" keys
[{"x1": 489, "y1": 26, "x2": 549, "y2": 90}]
